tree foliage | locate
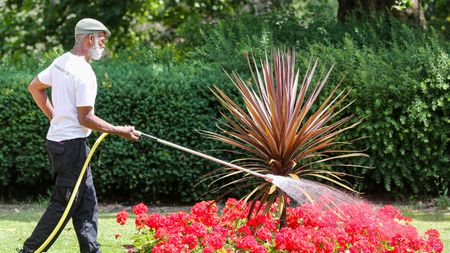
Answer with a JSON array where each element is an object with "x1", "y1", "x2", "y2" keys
[
  {"x1": 1, "y1": 0, "x2": 447, "y2": 58},
  {"x1": 0, "y1": 0, "x2": 250, "y2": 57}
]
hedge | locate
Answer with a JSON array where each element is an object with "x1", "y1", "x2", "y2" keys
[
  {"x1": 0, "y1": 13, "x2": 448, "y2": 203},
  {"x1": 0, "y1": 50, "x2": 243, "y2": 203}
]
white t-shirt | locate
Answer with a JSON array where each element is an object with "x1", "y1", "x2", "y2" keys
[{"x1": 38, "y1": 52, "x2": 97, "y2": 142}]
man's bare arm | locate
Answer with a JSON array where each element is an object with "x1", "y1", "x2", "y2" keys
[
  {"x1": 28, "y1": 77, "x2": 54, "y2": 120},
  {"x1": 77, "y1": 106, "x2": 139, "y2": 140}
]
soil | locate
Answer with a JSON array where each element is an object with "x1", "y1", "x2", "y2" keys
[{"x1": 0, "y1": 203, "x2": 193, "y2": 214}]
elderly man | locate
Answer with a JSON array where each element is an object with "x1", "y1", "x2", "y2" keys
[{"x1": 19, "y1": 18, "x2": 139, "y2": 253}]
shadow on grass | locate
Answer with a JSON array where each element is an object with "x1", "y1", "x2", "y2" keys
[{"x1": 405, "y1": 211, "x2": 450, "y2": 222}]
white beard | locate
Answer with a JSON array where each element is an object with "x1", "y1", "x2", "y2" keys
[{"x1": 89, "y1": 37, "x2": 104, "y2": 60}]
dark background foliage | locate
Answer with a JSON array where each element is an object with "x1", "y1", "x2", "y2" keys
[{"x1": 0, "y1": 1, "x2": 448, "y2": 203}]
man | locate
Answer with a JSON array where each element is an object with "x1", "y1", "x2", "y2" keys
[{"x1": 19, "y1": 18, "x2": 139, "y2": 253}]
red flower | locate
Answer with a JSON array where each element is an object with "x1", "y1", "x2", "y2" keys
[
  {"x1": 236, "y1": 235, "x2": 267, "y2": 253},
  {"x1": 190, "y1": 200, "x2": 219, "y2": 226},
  {"x1": 152, "y1": 243, "x2": 184, "y2": 253},
  {"x1": 186, "y1": 222, "x2": 207, "y2": 238},
  {"x1": 377, "y1": 205, "x2": 403, "y2": 220},
  {"x1": 237, "y1": 225, "x2": 252, "y2": 236},
  {"x1": 203, "y1": 233, "x2": 226, "y2": 250},
  {"x1": 144, "y1": 213, "x2": 163, "y2": 229},
  {"x1": 427, "y1": 237, "x2": 444, "y2": 252},
  {"x1": 181, "y1": 234, "x2": 198, "y2": 249},
  {"x1": 116, "y1": 210, "x2": 128, "y2": 225},
  {"x1": 135, "y1": 213, "x2": 147, "y2": 229},
  {"x1": 132, "y1": 202, "x2": 148, "y2": 215},
  {"x1": 115, "y1": 198, "x2": 444, "y2": 253},
  {"x1": 255, "y1": 227, "x2": 272, "y2": 241},
  {"x1": 425, "y1": 228, "x2": 440, "y2": 238},
  {"x1": 203, "y1": 246, "x2": 215, "y2": 253}
]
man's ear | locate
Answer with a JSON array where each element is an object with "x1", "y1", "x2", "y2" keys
[{"x1": 87, "y1": 34, "x2": 94, "y2": 46}]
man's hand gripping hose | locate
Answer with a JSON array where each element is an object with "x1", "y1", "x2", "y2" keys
[{"x1": 35, "y1": 130, "x2": 272, "y2": 252}]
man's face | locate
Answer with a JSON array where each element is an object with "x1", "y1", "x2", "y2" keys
[
  {"x1": 94, "y1": 32, "x2": 107, "y2": 48},
  {"x1": 88, "y1": 32, "x2": 107, "y2": 60}
]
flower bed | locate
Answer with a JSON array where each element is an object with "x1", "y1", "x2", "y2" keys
[{"x1": 116, "y1": 199, "x2": 443, "y2": 253}]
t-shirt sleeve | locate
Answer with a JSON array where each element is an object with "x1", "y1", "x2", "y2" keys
[
  {"x1": 37, "y1": 62, "x2": 54, "y2": 86},
  {"x1": 75, "y1": 75, "x2": 97, "y2": 107}
]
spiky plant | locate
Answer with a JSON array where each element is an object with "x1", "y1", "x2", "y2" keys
[{"x1": 202, "y1": 49, "x2": 367, "y2": 225}]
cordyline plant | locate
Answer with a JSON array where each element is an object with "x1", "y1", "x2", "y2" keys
[{"x1": 201, "y1": 49, "x2": 368, "y2": 226}]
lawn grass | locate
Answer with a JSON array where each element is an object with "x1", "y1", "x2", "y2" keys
[
  {"x1": 404, "y1": 209, "x2": 450, "y2": 252},
  {"x1": 0, "y1": 203, "x2": 448, "y2": 252},
  {"x1": 0, "y1": 203, "x2": 136, "y2": 253}
]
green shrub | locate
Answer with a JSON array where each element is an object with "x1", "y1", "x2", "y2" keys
[
  {"x1": 181, "y1": 12, "x2": 449, "y2": 198},
  {"x1": 90, "y1": 55, "x2": 238, "y2": 203},
  {"x1": 0, "y1": 13, "x2": 448, "y2": 202},
  {"x1": 0, "y1": 48, "x2": 246, "y2": 203},
  {"x1": 0, "y1": 66, "x2": 50, "y2": 195},
  {"x1": 436, "y1": 195, "x2": 450, "y2": 210},
  {"x1": 325, "y1": 33, "x2": 449, "y2": 197}
]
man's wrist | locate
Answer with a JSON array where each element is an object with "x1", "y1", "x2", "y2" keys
[{"x1": 111, "y1": 125, "x2": 120, "y2": 135}]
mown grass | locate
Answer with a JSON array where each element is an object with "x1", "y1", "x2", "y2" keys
[
  {"x1": 0, "y1": 203, "x2": 136, "y2": 253},
  {"x1": 0, "y1": 203, "x2": 448, "y2": 252},
  {"x1": 402, "y1": 209, "x2": 450, "y2": 251}
]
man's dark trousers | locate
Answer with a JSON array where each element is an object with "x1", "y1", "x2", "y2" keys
[{"x1": 21, "y1": 138, "x2": 102, "y2": 253}]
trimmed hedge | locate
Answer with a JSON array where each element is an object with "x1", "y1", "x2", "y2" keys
[
  {"x1": 0, "y1": 14, "x2": 448, "y2": 202},
  {"x1": 0, "y1": 49, "x2": 243, "y2": 203},
  {"x1": 181, "y1": 13, "x2": 450, "y2": 198}
]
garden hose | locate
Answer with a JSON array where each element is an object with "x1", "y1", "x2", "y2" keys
[
  {"x1": 136, "y1": 131, "x2": 272, "y2": 182},
  {"x1": 35, "y1": 130, "x2": 272, "y2": 253},
  {"x1": 35, "y1": 133, "x2": 109, "y2": 253}
]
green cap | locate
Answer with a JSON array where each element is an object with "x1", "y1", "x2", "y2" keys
[{"x1": 74, "y1": 18, "x2": 111, "y2": 37}]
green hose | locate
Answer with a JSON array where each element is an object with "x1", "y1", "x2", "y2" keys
[{"x1": 35, "y1": 133, "x2": 109, "y2": 253}]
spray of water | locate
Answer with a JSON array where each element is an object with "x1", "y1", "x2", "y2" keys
[
  {"x1": 138, "y1": 131, "x2": 362, "y2": 210},
  {"x1": 266, "y1": 174, "x2": 362, "y2": 207}
]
